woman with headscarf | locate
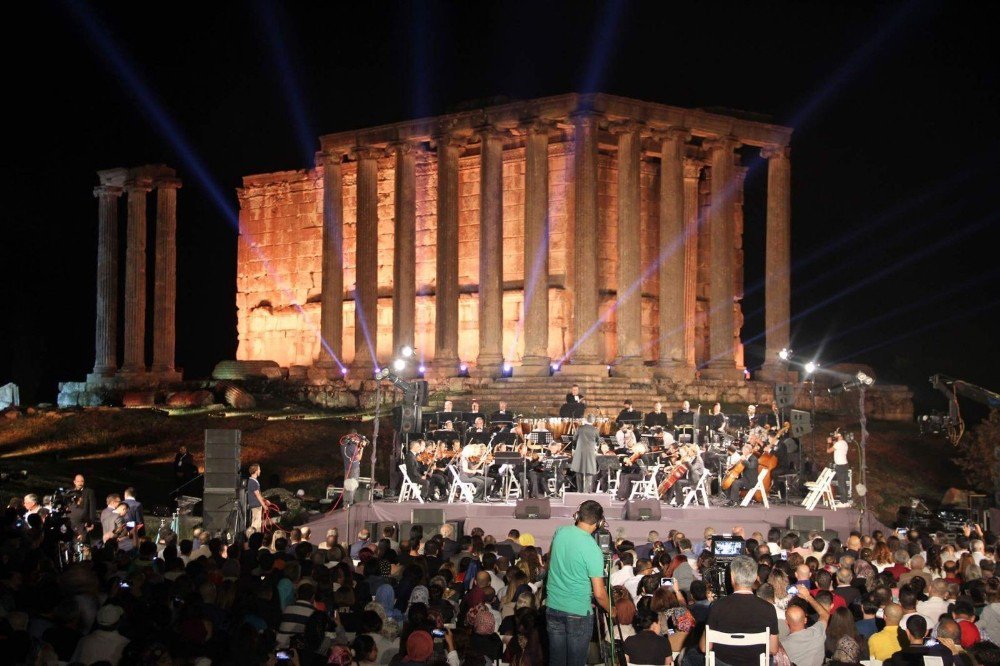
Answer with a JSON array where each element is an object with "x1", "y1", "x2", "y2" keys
[
  {"x1": 406, "y1": 585, "x2": 429, "y2": 614},
  {"x1": 371, "y1": 584, "x2": 404, "y2": 623},
  {"x1": 468, "y1": 603, "x2": 503, "y2": 662}
]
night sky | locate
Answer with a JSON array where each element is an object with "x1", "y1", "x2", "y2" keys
[{"x1": 3, "y1": 1, "x2": 997, "y2": 415}]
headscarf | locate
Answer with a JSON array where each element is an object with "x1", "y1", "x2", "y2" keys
[
  {"x1": 408, "y1": 585, "x2": 429, "y2": 612},
  {"x1": 472, "y1": 605, "x2": 497, "y2": 635},
  {"x1": 363, "y1": 599, "x2": 401, "y2": 639},
  {"x1": 518, "y1": 533, "x2": 536, "y2": 547},
  {"x1": 405, "y1": 630, "x2": 434, "y2": 662},
  {"x1": 374, "y1": 583, "x2": 404, "y2": 621},
  {"x1": 832, "y1": 635, "x2": 861, "y2": 664}
]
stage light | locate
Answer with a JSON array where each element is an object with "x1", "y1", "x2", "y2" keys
[
  {"x1": 392, "y1": 358, "x2": 406, "y2": 372},
  {"x1": 375, "y1": 367, "x2": 390, "y2": 380},
  {"x1": 502, "y1": 362, "x2": 512, "y2": 372},
  {"x1": 401, "y1": 345, "x2": 414, "y2": 358},
  {"x1": 804, "y1": 361, "x2": 818, "y2": 375},
  {"x1": 341, "y1": 368, "x2": 348, "y2": 376},
  {"x1": 458, "y1": 362, "x2": 469, "y2": 378},
  {"x1": 550, "y1": 363, "x2": 560, "y2": 372},
  {"x1": 418, "y1": 364, "x2": 426, "y2": 374},
  {"x1": 778, "y1": 348, "x2": 792, "y2": 361},
  {"x1": 856, "y1": 371, "x2": 874, "y2": 386}
]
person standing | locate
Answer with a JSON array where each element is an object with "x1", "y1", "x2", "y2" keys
[
  {"x1": 341, "y1": 430, "x2": 366, "y2": 508},
  {"x1": 546, "y1": 500, "x2": 613, "y2": 666},
  {"x1": 560, "y1": 384, "x2": 586, "y2": 418},
  {"x1": 247, "y1": 464, "x2": 264, "y2": 533},
  {"x1": 699, "y1": 555, "x2": 779, "y2": 666},
  {"x1": 122, "y1": 487, "x2": 144, "y2": 536},
  {"x1": 571, "y1": 414, "x2": 599, "y2": 492},
  {"x1": 71, "y1": 474, "x2": 99, "y2": 525},
  {"x1": 826, "y1": 430, "x2": 851, "y2": 506}
]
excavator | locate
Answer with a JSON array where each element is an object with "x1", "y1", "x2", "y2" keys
[{"x1": 925, "y1": 374, "x2": 1000, "y2": 445}]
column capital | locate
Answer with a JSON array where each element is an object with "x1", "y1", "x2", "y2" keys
[
  {"x1": 430, "y1": 133, "x2": 468, "y2": 151},
  {"x1": 154, "y1": 176, "x2": 182, "y2": 190},
  {"x1": 703, "y1": 135, "x2": 742, "y2": 153},
  {"x1": 388, "y1": 138, "x2": 425, "y2": 155},
  {"x1": 760, "y1": 144, "x2": 791, "y2": 161},
  {"x1": 683, "y1": 159, "x2": 703, "y2": 180},
  {"x1": 473, "y1": 123, "x2": 509, "y2": 142},
  {"x1": 569, "y1": 107, "x2": 604, "y2": 122},
  {"x1": 651, "y1": 126, "x2": 691, "y2": 143},
  {"x1": 320, "y1": 147, "x2": 350, "y2": 166},
  {"x1": 124, "y1": 178, "x2": 153, "y2": 194},
  {"x1": 351, "y1": 145, "x2": 384, "y2": 161},
  {"x1": 514, "y1": 117, "x2": 558, "y2": 137},
  {"x1": 608, "y1": 119, "x2": 644, "y2": 136},
  {"x1": 93, "y1": 184, "x2": 123, "y2": 199}
]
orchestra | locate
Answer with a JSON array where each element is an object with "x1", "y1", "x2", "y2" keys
[{"x1": 353, "y1": 392, "x2": 808, "y2": 508}]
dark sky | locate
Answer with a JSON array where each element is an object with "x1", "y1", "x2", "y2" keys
[{"x1": 2, "y1": 1, "x2": 997, "y2": 414}]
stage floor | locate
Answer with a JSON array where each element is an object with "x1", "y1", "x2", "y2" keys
[{"x1": 306, "y1": 494, "x2": 889, "y2": 551}]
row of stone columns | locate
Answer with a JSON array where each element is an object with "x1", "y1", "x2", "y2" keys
[
  {"x1": 315, "y1": 119, "x2": 791, "y2": 380},
  {"x1": 90, "y1": 166, "x2": 181, "y2": 383}
]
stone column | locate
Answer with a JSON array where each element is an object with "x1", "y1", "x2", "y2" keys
[
  {"x1": 120, "y1": 177, "x2": 152, "y2": 376},
  {"x1": 90, "y1": 183, "x2": 123, "y2": 378},
  {"x1": 654, "y1": 127, "x2": 692, "y2": 379},
  {"x1": 565, "y1": 110, "x2": 606, "y2": 375},
  {"x1": 151, "y1": 177, "x2": 182, "y2": 378},
  {"x1": 317, "y1": 149, "x2": 346, "y2": 372},
  {"x1": 475, "y1": 126, "x2": 505, "y2": 377},
  {"x1": 517, "y1": 119, "x2": 552, "y2": 376},
  {"x1": 759, "y1": 145, "x2": 793, "y2": 380},
  {"x1": 430, "y1": 133, "x2": 463, "y2": 376},
  {"x1": 391, "y1": 140, "x2": 418, "y2": 365},
  {"x1": 702, "y1": 136, "x2": 744, "y2": 379},
  {"x1": 352, "y1": 146, "x2": 380, "y2": 376},
  {"x1": 682, "y1": 161, "x2": 701, "y2": 369},
  {"x1": 612, "y1": 121, "x2": 647, "y2": 377}
]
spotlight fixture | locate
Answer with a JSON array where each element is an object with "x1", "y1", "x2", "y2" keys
[
  {"x1": 341, "y1": 367, "x2": 348, "y2": 376},
  {"x1": 856, "y1": 371, "x2": 875, "y2": 386},
  {"x1": 501, "y1": 362, "x2": 513, "y2": 378},
  {"x1": 418, "y1": 365, "x2": 426, "y2": 374},
  {"x1": 778, "y1": 348, "x2": 793, "y2": 361},
  {"x1": 502, "y1": 362, "x2": 512, "y2": 372},
  {"x1": 804, "y1": 361, "x2": 818, "y2": 375},
  {"x1": 400, "y1": 345, "x2": 414, "y2": 358},
  {"x1": 375, "y1": 367, "x2": 390, "y2": 380},
  {"x1": 458, "y1": 362, "x2": 469, "y2": 378},
  {"x1": 392, "y1": 358, "x2": 406, "y2": 372},
  {"x1": 550, "y1": 363, "x2": 560, "y2": 372}
]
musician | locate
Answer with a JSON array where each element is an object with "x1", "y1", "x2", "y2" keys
[
  {"x1": 726, "y1": 442, "x2": 760, "y2": 506},
  {"x1": 464, "y1": 401, "x2": 485, "y2": 427},
  {"x1": 826, "y1": 430, "x2": 850, "y2": 504},
  {"x1": 405, "y1": 440, "x2": 448, "y2": 501},
  {"x1": 643, "y1": 402, "x2": 669, "y2": 429},
  {"x1": 466, "y1": 417, "x2": 491, "y2": 445},
  {"x1": 708, "y1": 403, "x2": 727, "y2": 433},
  {"x1": 437, "y1": 400, "x2": 460, "y2": 426},
  {"x1": 490, "y1": 400, "x2": 514, "y2": 425},
  {"x1": 668, "y1": 444, "x2": 705, "y2": 506},
  {"x1": 746, "y1": 404, "x2": 759, "y2": 428},
  {"x1": 615, "y1": 440, "x2": 649, "y2": 502},
  {"x1": 459, "y1": 442, "x2": 495, "y2": 501},
  {"x1": 673, "y1": 400, "x2": 695, "y2": 427},
  {"x1": 559, "y1": 384, "x2": 586, "y2": 418},
  {"x1": 571, "y1": 414, "x2": 600, "y2": 492},
  {"x1": 592, "y1": 441, "x2": 617, "y2": 494},
  {"x1": 616, "y1": 400, "x2": 642, "y2": 427},
  {"x1": 341, "y1": 430, "x2": 365, "y2": 508},
  {"x1": 616, "y1": 424, "x2": 638, "y2": 450}
]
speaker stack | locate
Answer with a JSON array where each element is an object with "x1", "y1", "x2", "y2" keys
[{"x1": 203, "y1": 429, "x2": 242, "y2": 533}]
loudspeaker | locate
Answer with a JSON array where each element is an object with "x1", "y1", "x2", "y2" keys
[
  {"x1": 411, "y1": 508, "x2": 445, "y2": 525},
  {"x1": 775, "y1": 384, "x2": 796, "y2": 408},
  {"x1": 514, "y1": 498, "x2": 551, "y2": 519},
  {"x1": 400, "y1": 404, "x2": 421, "y2": 433},
  {"x1": 623, "y1": 499, "x2": 661, "y2": 521},
  {"x1": 787, "y1": 514, "x2": 825, "y2": 532},
  {"x1": 204, "y1": 429, "x2": 241, "y2": 491},
  {"x1": 365, "y1": 521, "x2": 401, "y2": 543},
  {"x1": 790, "y1": 410, "x2": 813, "y2": 438},
  {"x1": 202, "y1": 488, "x2": 238, "y2": 534}
]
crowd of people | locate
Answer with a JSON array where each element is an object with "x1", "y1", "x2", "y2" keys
[{"x1": 4, "y1": 486, "x2": 1000, "y2": 666}]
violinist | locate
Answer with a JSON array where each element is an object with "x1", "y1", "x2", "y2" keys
[
  {"x1": 592, "y1": 440, "x2": 617, "y2": 493},
  {"x1": 406, "y1": 440, "x2": 448, "y2": 501},
  {"x1": 615, "y1": 440, "x2": 649, "y2": 502},
  {"x1": 725, "y1": 442, "x2": 759, "y2": 506},
  {"x1": 615, "y1": 423, "x2": 638, "y2": 450},
  {"x1": 459, "y1": 442, "x2": 495, "y2": 502}
]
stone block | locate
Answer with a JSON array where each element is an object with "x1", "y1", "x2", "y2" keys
[
  {"x1": 165, "y1": 390, "x2": 214, "y2": 408},
  {"x1": 123, "y1": 391, "x2": 158, "y2": 408}
]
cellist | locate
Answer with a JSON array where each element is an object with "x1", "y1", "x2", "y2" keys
[
  {"x1": 724, "y1": 442, "x2": 759, "y2": 506},
  {"x1": 667, "y1": 444, "x2": 706, "y2": 506}
]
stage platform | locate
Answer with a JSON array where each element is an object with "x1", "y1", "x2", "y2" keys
[{"x1": 306, "y1": 494, "x2": 889, "y2": 551}]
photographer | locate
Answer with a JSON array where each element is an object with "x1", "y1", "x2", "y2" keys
[{"x1": 546, "y1": 499, "x2": 614, "y2": 666}]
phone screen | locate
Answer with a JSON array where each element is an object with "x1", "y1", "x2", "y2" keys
[
  {"x1": 432, "y1": 628, "x2": 446, "y2": 638},
  {"x1": 660, "y1": 577, "x2": 673, "y2": 587}
]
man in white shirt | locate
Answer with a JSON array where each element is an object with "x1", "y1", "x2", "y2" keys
[
  {"x1": 971, "y1": 539, "x2": 989, "y2": 566},
  {"x1": 72, "y1": 604, "x2": 130, "y2": 665},
  {"x1": 611, "y1": 552, "x2": 636, "y2": 588},
  {"x1": 22, "y1": 494, "x2": 40, "y2": 516},
  {"x1": 826, "y1": 431, "x2": 851, "y2": 506},
  {"x1": 916, "y1": 579, "x2": 951, "y2": 625},
  {"x1": 624, "y1": 558, "x2": 654, "y2": 599},
  {"x1": 782, "y1": 585, "x2": 830, "y2": 666}
]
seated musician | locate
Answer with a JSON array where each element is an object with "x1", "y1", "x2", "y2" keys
[
  {"x1": 592, "y1": 441, "x2": 617, "y2": 493},
  {"x1": 709, "y1": 403, "x2": 726, "y2": 433},
  {"x1": 673, "y1": 400, "x2": 694, "y2": 427},
  {"x1": 746, "y1": 404, "x2": 759, "y2": 429},
  {"x1": 464, "y1": 400, "x2": 485, "y2": 428},
  {"x1": 616, "y1": 423, "x2": 638, "y2": 450},
  {"x1": 616, "y1": 399, "x2": 642, "y2": 428},
  {"x1": 437, "y1": 400, "x2": 460, "y2": 427},
  {"x1": 667, "y1": 443, "x2": 706, "y2": 506},
  {"x1": 725, "y1": 442, "x2": 760, "y2": 506},
  {"x1": 644, "y1": 401, "x2": 669, "y2": 429},
  {"x1": 616, "y1": 440, "x2": 649, "y2": 502},
  {"x1": 404, "y1": 440, "x2": 448, "y2": 501},
  {"x1": 430, "y1": 441, "x2": 453, "y2": 494},
  {"x1": 459, "y1": 442, "x2": 494, "y2": 501},
  {"x1": 559, "y1": 384, "x2": 586, "y2": 418},
  {"x1": 489, "y1": 400, "x2": 514, "y2": 425},
  {"x1": 466, "y1": 417, "x2": 491, "y2": 445}
]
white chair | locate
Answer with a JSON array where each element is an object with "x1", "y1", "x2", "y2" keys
[
  {"x1": 704, "y1": 626, "x2": 770, "y2": 666},
  {"x1": 739, "y1": 467, "x2": 771, "y2": 508},
  {"x1": 859, "y1": 660, "x2": 883, "y2": 666},
  {"x1": 683, "y1": 473, "x2": 713, "y2": 508},
  {"x1": 628, "y1": 464, "x2": 661, "y2": 501},
  {"x1": 397, "y1": 464, "x2": 424, "y2": 503},
  {"x1": 447, "y1": 465, "x2": 476, "y2": 504},
  {"x1": 500, "y1": 466, "x2": 522, "y2": 501}
]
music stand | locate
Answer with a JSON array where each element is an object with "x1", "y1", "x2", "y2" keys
[
  {"x1": 596, "y1": 455, "x2": 621, "y2": 472},
  {"x1": 527, "y1": 430, "x2": 553, "y2": 446}
]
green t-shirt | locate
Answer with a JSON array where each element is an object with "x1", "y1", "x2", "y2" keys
[{"x1": 546, "y1": 524, "x2": 606, "y2": 616}]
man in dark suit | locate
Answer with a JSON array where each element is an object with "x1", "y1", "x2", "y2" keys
[
  {"x1": 72, "y1": 474, "x2": 98, "y2": 525},
  {"x1": 559, "y1": 384, "x2": 586, "y2": 418},
  {"x1": 571, "y1": 414, "x2": 600, "y2": 492},
  {"x1": 122, "y1": 487, "x2": 144, "y2": 536},
  {"x1": 173, "y1": 446, "x2": 198, "y2": 487},
  {"x1": 439, "y1": 523, "x2": 460, "y2": 559},
  {"x1": 497, "y1": 529, "x2": 523, "y2": 562}
]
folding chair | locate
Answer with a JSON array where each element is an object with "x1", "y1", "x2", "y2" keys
[
  {"x1": 397, "y1": 464, "x2": 424, "y2": 503},
  {"x1": 683, "y1": 473, "x2": 713, "y2": 508},
  {"x1": 628, "y1": 464, "x2": 661, "y2": 501},
  {"x1": 447, "y1": 465, "x2": 476, "y2": 504},
  {"x1": 740, "y1": 467, "x2": 771, "y2": 508},
  {"x1": 704, "y1": 626, "x2": 770, "y2": 666}
]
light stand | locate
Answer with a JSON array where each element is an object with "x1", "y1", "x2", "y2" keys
[
  {"x1": 369, "y1": 380, "x2": 382, "y2": 509},
  {"x1": 856, "y1": 386, "x2": 870, "y2": 534}
]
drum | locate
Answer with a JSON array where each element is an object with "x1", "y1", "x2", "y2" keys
[
  {"x1": 595, "y1": 417, "x2": 614, "y2": 436},
  {"x1": 547, "y1": 418, "x2": 572, "y2": 441}
]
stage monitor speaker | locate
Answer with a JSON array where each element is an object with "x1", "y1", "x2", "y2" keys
[
  {"x1": 775, "y1": 384, "x2": 796, "y2": 409},
  {"x1": 790, "y1": 410, "x2": 813, "y2": 438},
  {"x1": 365, "y1": 521, "x2": 400, "y2": 543},
  {"x1": 787, "y1": 514, "x2": 825, "y2": 532},
  {"x1": 399, "y1": 404, "x2": 422, "y2": 433},
  {"x1": 201, "y1": 488, "x2": 238, "y2": 534},
  {"x1": 514, "y1": 498, "x2": 551, "y2": 520},
  {"x1": 204, "y1": 429, "x2": 241, "y2": 492},
  {"x1": 411, "y1": 508, "x2": 445, "y2": 525},
  {"x1": 414, "y1": 380, "x2": 429, "y2": 407},
  {"x1": 623, "y1": 499, "x2": 661, "y2": 522}
]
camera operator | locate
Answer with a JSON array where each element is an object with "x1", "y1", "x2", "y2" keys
[
  {"x1": 699, "y1": 555, "x2": 778, "y2": 666},
  {"x1": 546, "y1": 499, "x2": 614, "y2": 666}
]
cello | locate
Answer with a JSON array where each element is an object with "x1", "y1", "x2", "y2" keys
[{"x1": 743, "y1": 422, "x2": 787, "y2": 502}]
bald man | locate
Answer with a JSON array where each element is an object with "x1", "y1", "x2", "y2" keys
[
  {"x1": 781, "y1": 584, "x2": 830, "y2": 666},
  {"x1": 869, "y1": 603, "x2": 904, "y2": 661},
  {"x1": 916, "y1": 579, "x2": 950, "y2": 625}
]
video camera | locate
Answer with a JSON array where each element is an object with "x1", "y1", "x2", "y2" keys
[{"x1": 707, "y1": 534, "x2": 746, "y2": 598}]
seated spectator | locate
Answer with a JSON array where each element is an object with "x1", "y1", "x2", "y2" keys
[{"x1": 624, "y1": 608, "x2": 672, "y2": 666}]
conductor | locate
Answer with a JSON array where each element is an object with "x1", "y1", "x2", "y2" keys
[{"x1": 571, "y1": 414, "x2": 600, "y2": 493}]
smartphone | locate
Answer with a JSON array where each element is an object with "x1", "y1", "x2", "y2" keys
[
  {"x1": 896, "y1": 527, "x2": 907, "y2": 537},
  {"x1": 276, "y1": 650, "x2": 292, "y2": 662},
  {"x1": 119, "y1": 581, "x2": 130, "y2": 589},
  {"x1": 432, "y1": 628, "x2": 446, "y2": 638},
  {"x1": 660, "y1": 577, "x2": 673, "y2": 587},
  {"x1": 787, "y1": 585, "x2": 798, "y2": 596},
  {"x1": 126, "y1": 521, "x2": 136, "y2": 528},
  {"x1": 925, "y1": 639, "x2": 939, "y2": 647},
  {"x1": 780, "y1": 550, "x2": 788, "y2": 560}
]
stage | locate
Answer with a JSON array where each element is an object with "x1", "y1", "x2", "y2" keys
[{"x1": 306, "y1": 493, "x2": 890, "y2": 551}]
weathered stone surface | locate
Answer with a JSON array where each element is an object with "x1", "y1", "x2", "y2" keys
[
  {"x1": 124, "y1": 391, "x2": 158, "y2": 408},
  {"x1": 212, "y1": 360, "x2": 281, "y2": 381},
  {"x1": 3, "y1": 409, "x2": 21, "y2": 420},
  {"x1": 164, "y1": 390, "x2": 214, "y2": 408},
  {"x1": 221, "y1": 383, "x2": 256, "y2": 409}
]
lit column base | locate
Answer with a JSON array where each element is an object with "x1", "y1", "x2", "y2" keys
[
  {"x1": 516, "y1": 355, "x2": 551, "y2": 377},
  {"x1": 612, "y1": 357, "x2": 651, "y2": 379},
  {"x1": 561, "y1": 362, "x2": 609, "y2": 378},
  {"x1": 654, "y1": 362, "x2": 696, "y2": 381},
  {"x1": 472, "y1": 353, "x2": 504, "y2": 379}
]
